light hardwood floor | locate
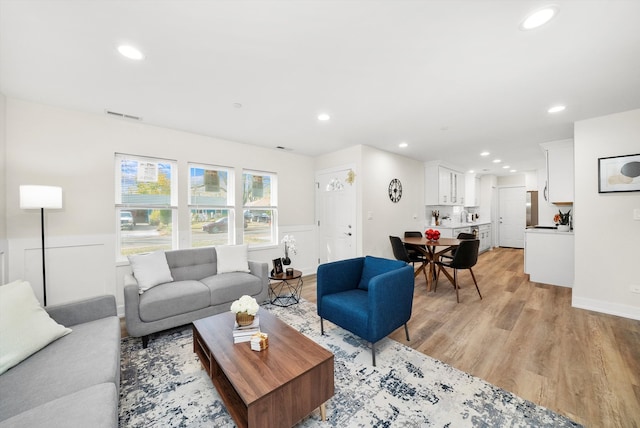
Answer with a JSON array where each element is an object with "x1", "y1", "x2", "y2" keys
[{"x1": 300, "y1": 247, "x2": 640, "y2": 427}]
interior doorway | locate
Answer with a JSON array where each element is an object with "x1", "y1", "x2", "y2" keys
[
  {"x1": 315, "y1": 166, "x2": 357, "y2": 264},
  {"x1": 498, "y1": 186, "x2": 526, "y2": 248}
]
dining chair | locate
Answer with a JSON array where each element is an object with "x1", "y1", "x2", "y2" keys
[
  {"x1": 403, "y1": 231, "x2": 426, "y2": 260},
  {"x1": 389, "y1": 236, "x2": 428, "y2": 282},
  {"x1": 440, "y1": 232, "x2": 477, "y2": 260},
  {"x1": 435, "y1": 239, "x2": 482, "y2": 303}
]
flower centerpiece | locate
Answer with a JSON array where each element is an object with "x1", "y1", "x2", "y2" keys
[
  {"x1": 230, "y1": 295, "x2": 260, "y2": 326},
  {"x1": 553, "y1": 209, "x2": 571, "y2": 231},
  {"x1": 281, "y1": 234, "x2": 297, "y2": 266}
]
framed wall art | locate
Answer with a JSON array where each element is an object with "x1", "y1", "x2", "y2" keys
[{"x1": 598, "y1": 153, "x2": 640, "y2": 193}]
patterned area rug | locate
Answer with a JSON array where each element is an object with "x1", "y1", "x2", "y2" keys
[{"x1": 119, "y1": 300, "x2": 581, "y2": 427}]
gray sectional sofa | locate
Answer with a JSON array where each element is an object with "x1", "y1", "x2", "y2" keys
[
  {"x1": 0, "y1": 295, "x2": 120, "y2": 428},
  {"x1": 124, "y1": 246, "x2": 269, "y2": 347}
]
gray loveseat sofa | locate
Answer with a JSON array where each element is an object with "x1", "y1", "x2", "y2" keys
[
  {"x1": 124, "y1": 247, "x2": 269, "y2": 347},
  {"x1": 0, "y1": 295, "x2": 120, "y2": 428}
]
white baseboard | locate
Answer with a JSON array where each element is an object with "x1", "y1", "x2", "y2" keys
[{"x1": 572, "y1": 296, "x2": 640, "y2": 321}]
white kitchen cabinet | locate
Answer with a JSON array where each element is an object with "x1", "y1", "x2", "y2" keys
[
  {"x1": 464, "y1": 174, "x2": 480, "y2": 207},
  {"x1": 425, "y1": 162, "x2": 465, "y2": 205},
  {"x1": 541, "y1": 140, "x2": 574, "y2": 203},
  {"x1": 524, "y1": 229, "x2": 574, "y2": 287},
  {"x1": 479, "y1": 224, "x2": 491, "y2": 253}
]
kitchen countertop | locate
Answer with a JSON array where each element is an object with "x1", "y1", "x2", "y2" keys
[
  {"x1": 525, "y1": 227, "x2": 574, "y2": 235},
  {"x1": 425, "y1": 221, "x2": 491, "y2": 229}
]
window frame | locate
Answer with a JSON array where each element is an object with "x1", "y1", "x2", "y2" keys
[
  {"x1": 115, "y1": 153, "x2": 178, "y2": 260},
  {"x1": 242, "y1": 169, "x2": 278, "y2": 248},
  {"x1": 188, "y1": 163, "x2": 235, "y2": 247}
]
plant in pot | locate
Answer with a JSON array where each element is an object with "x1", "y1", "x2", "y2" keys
[
  {"x1": 553, "y1": 209, "x2": 571, "y2": 232},
  {"x1": 230, "y1": 295, "x2": 260, "y2": 326}
]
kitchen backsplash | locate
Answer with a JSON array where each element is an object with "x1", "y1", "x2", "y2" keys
[{"x1": 426, "y1": 205, "x2": 480, "y2": 225}]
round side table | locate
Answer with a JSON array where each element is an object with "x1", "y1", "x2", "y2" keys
[{"x1": 268, "y1": 269, "x2": 303, "y2": 307}]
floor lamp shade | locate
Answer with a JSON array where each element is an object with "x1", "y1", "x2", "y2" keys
[
  {"x1": 20, "y1": 185, "x2": 63, "y2": 209},
  {"x1": 19, "y1": 185, "x2": 62, "y2": 307}
]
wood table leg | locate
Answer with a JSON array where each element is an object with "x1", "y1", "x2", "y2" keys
[{"x1": 320, "y1": 403, "x2": 327, "y2": 421}]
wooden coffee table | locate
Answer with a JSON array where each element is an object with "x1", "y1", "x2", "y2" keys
[{"x1": 193, "y1": 310, "x2": 334, "y2": 428}]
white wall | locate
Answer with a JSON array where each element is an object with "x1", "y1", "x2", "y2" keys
[
  {"x1": 573, "y1": 109, "x2": 640, "y2": 320},
  {"x1": 361, "y1": 146, "x2": 425, "y2": 258},
  {"x1": 0, "y1": 93, "x2": 6, "y2": 284},
  {"x1": 5, "y1": 98, "x2": 316, "y2": 313}
]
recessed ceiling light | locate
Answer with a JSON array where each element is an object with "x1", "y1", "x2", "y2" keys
[
  {"x1": 502, "y1": 165, "x2": 510, "y2": 169},
  {"x1": 468, "y1": 170, "x2": 475, "y2": 174},
  {"x1": 317, "y1": 113, "x2": 331, "y2": 121},
  {"x1": 510, "y1": 169, "x2": 517, "y2": 173},
  {"x1": 548, "y1": 105, "x2": 566, "y2": 113},
  {"x1": 520, "y1": 5, "x2": 559, "y2": 30},
  {"x1": 398, "y1": 142, "x2": 408, "y2": 148},
  {"x1": 117, "y1": 45, "x2": 145, "y2": 60},
  {"x1": 480, "y1": 151, "x2": 490, "y2": 157},
  {"x1": 493, "y1": 159, "x2": 502, "y2": 163}
]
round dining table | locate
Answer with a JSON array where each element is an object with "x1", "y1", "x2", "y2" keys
[{"x1": 402, "y1": 236, "x2": 461, "y2": 291}]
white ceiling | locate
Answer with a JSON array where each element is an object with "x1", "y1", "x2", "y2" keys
[{"x1": 1, "y1": 0, "x2": 639, "y2": 175}]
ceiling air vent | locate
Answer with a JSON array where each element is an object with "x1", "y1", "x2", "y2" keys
[{"x1": 105, "y1": 110, "x2": 142, "y2": 121}]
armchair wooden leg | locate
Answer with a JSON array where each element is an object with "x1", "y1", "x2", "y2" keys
[
  {"x1": 404, "y1": 323, "x2": 410, "y2": 341},
  {"x1": 142, "y1": 335, "x2": 149, "y2": 349},
  {"x1": 469, "y1": 268, "x2": 482, "y2": 300},
  {"x1": 320, "y1": 318, "x2": 325, "y2": 335}
]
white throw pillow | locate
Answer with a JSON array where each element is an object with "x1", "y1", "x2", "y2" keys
[
  {"x1": 128, "y1": 250, "x2": 174, "y2": 294},
  {"x1": 216, "y1": 244, "x2": 250, "y2": 274},
  {"x1": 0, "y1": 280, "x2": 72, "y2": 375}
]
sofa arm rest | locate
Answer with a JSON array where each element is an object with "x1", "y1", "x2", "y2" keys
[
  {"x1": 368, "y1": 265, "x2": 414, "y2": 340},
  {"x1": 46, "y1": 295, "x2": 117, "y2": 327}
]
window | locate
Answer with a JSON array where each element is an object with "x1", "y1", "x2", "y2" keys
[
  {"x1": 189, "y1": 164, "x2": 235, "y2": 247},
  {"x1": 116, "y1": 153, "x2": 177, "y2": 258},
  {"x1": 242, "y1": 170, "x2": 277, "y2": 246}
]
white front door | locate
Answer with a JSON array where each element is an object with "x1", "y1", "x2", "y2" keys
[
  {"x1": 316, "y1": 167, "x2": 357, "y2": 264},
  {"x1": 499, "y1": 186, "x2": 526, "y2": 248}
]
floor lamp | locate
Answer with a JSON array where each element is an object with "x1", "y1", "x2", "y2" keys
[{"x1": 19, "y1": 185, "x2": 63, "y2": 307}]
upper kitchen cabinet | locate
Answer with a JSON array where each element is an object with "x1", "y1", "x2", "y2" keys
[
  {"x1": 541, "y1": 140, "x2": 574, "y2": 204},
  {"x1": 425, "y1": 161, "x2": 465, "y2": 205},
  {"x1": 464, "y1": 173, "x2": 480, "y2": 207}
]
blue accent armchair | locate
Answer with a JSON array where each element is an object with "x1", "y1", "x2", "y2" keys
[{"x1": 317, "y1": 256, "x2": 415, "y2": 366}]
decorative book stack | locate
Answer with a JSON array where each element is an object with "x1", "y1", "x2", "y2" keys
[
  {"x1": 232, "y1": 315, "x2": 260, "y2": 343},
  {"x1": 251, "y1": 332, "x2": 269, "y2": 351}
]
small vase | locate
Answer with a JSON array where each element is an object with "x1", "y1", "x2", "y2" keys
[
  {"x1": 557, "y1": 224, "x2": 570, "y2": 232},
  {"x1": 282, "y1": 246, "x2": 291, "y2": 265},
  {"x1": 236, "y1": 312, "x2": 255, "y2": 327}
]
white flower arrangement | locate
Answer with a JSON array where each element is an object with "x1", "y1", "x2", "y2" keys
[
  {"x1": 281, "y1": 234, "x2": 297, "y2": 256},
  {"x1": 230, "y1": 295, "x2": 260, "y2": 316}
]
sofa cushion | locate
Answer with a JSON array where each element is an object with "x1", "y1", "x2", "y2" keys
[
  {"x1": 357, "y1": 256, "x2": 406, "y2": 290},
  {"x1": 321, "y1": 289, "x2": 369, "y2": 339},
  {"x1": 0, "y1": 383, "x2": 118, "y2": 428},
  {"x1": 129, "y1": 250, "x2": 174, "y2": 293},
  {"x1": 0, "y1": 316, "x2": 120, "y2": 420},
  {"x1": 201, "y1": 272, "x2": 263, "y2": 306},
  {"x1": 139, "y1": 280, "x2": 211, "y2": 322},
  {"x1": 0, "y1": 280, "x2": 71, "y2": 375},
  {"x1": 216, "y1": 244, "x2": 250, "y2": 274},
  {"x1": 165, "y1": 247, "x2": 217, "y2": 281}
]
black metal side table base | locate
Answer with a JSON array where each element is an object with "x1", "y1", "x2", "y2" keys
[{"x1": 269, "y1": 270, "x2": 303, "y2": 307}]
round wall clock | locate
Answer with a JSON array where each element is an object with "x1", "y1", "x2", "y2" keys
[{"x1": 388, "y1": 178, "x2": 402, "y2": 203}]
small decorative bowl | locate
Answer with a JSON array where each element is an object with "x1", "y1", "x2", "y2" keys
[{"x1": 236, "y1": 312, "x2": 255, "y2": 326}]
